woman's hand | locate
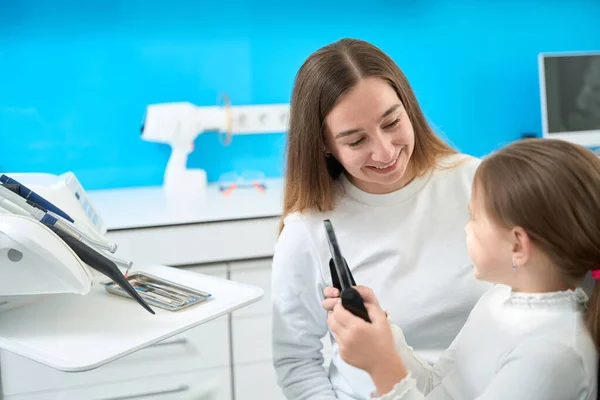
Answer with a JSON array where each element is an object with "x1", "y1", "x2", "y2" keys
[{"x1": 321, "y1": 285, "x2": 380, "y2": 312}]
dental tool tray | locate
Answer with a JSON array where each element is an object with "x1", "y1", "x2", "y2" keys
[{"x1": 102, "y1": 271, "x2": 212, "y2": 311}]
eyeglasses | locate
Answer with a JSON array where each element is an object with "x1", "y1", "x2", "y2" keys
[{"x1": 218, "y1": 171, "x2": 267, "y2": 196}]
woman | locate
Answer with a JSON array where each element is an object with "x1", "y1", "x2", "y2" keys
[{"x1": 271, "y1": 38, "x2": 491, "y2": 400}]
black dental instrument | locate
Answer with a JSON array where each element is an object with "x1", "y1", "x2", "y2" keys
[
  {"x1": 323, "y1": 219, "x2": 371, "y2": 323},
  {"x1": 47, "y1": 226, "x2": 155, "y2": 315}
]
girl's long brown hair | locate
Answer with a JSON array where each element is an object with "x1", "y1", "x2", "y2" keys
[{"x1": 474, "y1": 138, "x2": 600, "y2": 350}]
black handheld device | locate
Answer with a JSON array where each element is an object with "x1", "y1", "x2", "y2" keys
[{"x1": 323, "y1": 219, "x2": 370, "y2": 323}]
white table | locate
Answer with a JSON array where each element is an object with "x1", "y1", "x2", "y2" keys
[{"x1": 0, "y1": 264, "x2": 263, "y2": 372}]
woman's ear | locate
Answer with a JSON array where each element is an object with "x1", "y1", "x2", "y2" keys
[{"x1": 511, "y1": 226, "x2": 532, "y2": 268}]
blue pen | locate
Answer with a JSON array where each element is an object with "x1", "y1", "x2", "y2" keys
[{"x1": 0, "y1": 174, "x2": 74, "y2": 223}]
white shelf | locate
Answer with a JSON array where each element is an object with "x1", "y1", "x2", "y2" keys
[
  {"x1": 88, "y1": 178, "x2": 284, "y2": 231},
  {"x1": 0, "y1": 264, "x2": 263, "y2": 372}
]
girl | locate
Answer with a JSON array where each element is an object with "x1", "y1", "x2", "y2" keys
[
  {"x1": 323, "y1": 138, "x2": 599, "y2": 399},
  {"x1": 271, "y1": 38, "x2": 491, "y2": 400}
]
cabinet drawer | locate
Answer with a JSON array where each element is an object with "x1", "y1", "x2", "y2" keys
[
  {"x1": 229, "y1": 259, "x2": 272, "y2": 317},
  {"x1": 6, "y1": 368, "x2": 231, "y2": 400},
  {"x1": 2, "y1": 317, "x2": 230, "y2": 396},
  {"x1": 232, "y1": 315, "x2": 273, "y2": 365},
  {"x1": 106, "y1": 217, "x2": 279, "y2": 266}
]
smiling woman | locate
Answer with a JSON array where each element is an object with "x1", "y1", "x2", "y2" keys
[
  {"x1": 270, "y1": 38, "x2": 492, "y2": 400},
  {"x1": 324, "y1": 78, "x2": 416, "y2": 194}
]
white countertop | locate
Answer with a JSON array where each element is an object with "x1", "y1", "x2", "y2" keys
[{"x1": 88, "y1": 178, "x2": 284, "y2": 231}]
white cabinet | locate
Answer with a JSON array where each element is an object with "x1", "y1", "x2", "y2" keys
[
  {"x1": 105, "y1": 218, "x2": 280, "y2": 266},
  {"x1": 9, "y1": 368, "x2": 232, "y2": 400},
  {"x1": 229, "y1": 259, "x2": 273, "y2": 318},
  {"x1": 183, "y1": 259, "x2": 289, "y2": 400},
  {"x1": 232, "y1": 314, "x2": 273, "y2": 364},
  {"x1": 229, "y1": 259, "x2": 285, "y2": 400},
  {"x1": 1, "y1": 317, "x2": 230, "y2": 396}
]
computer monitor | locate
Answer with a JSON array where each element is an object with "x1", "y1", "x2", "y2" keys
[{"x1": 538, "y1": 51, "x2": 600, "y2": 147}]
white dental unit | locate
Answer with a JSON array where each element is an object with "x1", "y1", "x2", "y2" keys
[
  {"x1": 0, "y1": 172, "x2": 264, "y2": 392},
  {"x1": 0, "y1": 100, "x2": 293, "y2": 400}
]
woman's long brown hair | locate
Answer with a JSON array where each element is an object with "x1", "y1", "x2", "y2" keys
[{"x1": 281, "y1": 38, "x2": 456, "y2": 232}]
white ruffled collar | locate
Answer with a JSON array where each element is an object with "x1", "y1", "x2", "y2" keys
[{"x1": 507, "y1": 287, "x2": 588, "y2": 311}]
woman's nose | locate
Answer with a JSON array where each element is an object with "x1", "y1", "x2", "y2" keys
[{"x1": 371, "y1": 134, "x2": 395, "y2": 163}]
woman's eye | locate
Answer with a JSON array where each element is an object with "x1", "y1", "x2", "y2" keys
[
  {"x1": 384, "y1": 118, "x2": 400, "y2": 129},
  {"x1": 349, "y1": 138, "x2": 364, "y2": 148}
]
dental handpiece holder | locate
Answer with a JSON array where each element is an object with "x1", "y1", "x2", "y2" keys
[
  {"x1": 140, "y1": 99, "x2": 232, "y2": 198},
  {"x1": 0, "y1": 172, "x2": 154, "y2": 316},
  {"x1": 324, "y1": 219, "x2": 371, "y2": 323}
]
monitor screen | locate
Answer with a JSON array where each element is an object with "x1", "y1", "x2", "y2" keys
[{"x1": 539, "y1": 52, "x2": 600, "y2": 145}]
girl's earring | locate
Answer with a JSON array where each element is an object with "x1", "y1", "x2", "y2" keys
[{"x1": 512, "y1": 258, "x2": 517, "y2": 271}]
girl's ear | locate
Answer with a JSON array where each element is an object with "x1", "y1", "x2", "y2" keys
[{"x1": 511, "y1": 226, "x2": 532, "y2": 268}]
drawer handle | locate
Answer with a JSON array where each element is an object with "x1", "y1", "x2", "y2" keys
[
  {"x1": 100, "y1": 384, "x2": 190, "y2": 399},
  {"x1": 147, "y1": 337, "x2": 189, "y2": 348}
]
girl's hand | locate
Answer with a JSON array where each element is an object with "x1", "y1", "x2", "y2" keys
[
  {"x1": 325, "y1": 286, "x2": 407, "y2": 395},
  {"x1": 327, "y1": 296, "x2": 396, "y2": 375}
]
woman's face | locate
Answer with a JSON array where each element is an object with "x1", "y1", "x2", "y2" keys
[{"x1": 324, "y1": 77, "x2": 415, "y2": 194}]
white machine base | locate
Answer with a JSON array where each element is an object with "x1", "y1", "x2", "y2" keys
[{"x1": 0, "y1": 264, "x2": 263, "y2": 372}]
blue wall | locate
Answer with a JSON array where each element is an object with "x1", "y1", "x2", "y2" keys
[{"x1": 1, "y1": 0, "x2": 599, "y2": 190}]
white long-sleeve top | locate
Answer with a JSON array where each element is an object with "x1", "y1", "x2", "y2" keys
[
  {"x1": 271, "y1": 154, "x2": 492, "y2": 400},
  {"x1": 373, "y1": 284, "x2": 598, "y2": 400}
]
